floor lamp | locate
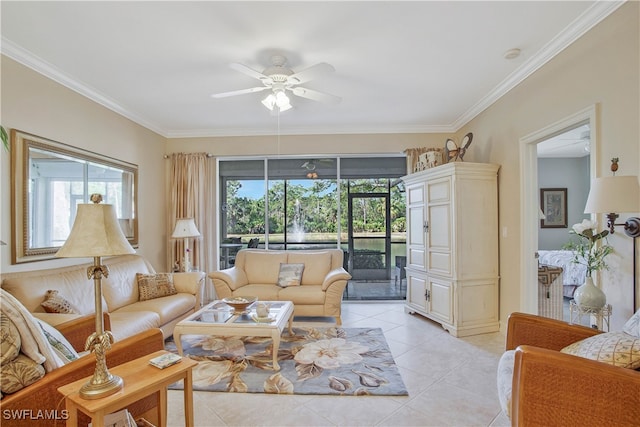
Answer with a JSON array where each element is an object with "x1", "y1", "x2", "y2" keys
[
  {"x1": 56, "y1": 194, "x2": 135, "y2": 399},
  {"x1": 584, "y1": 172, "x2": 640, "y2": 312},
  {"x1": 172, "y1": 218, "x2": 200, "y2": 272}
]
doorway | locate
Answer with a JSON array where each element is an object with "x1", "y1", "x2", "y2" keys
[
  {"x1": 348, "y1": 193, "x2": 391, "y2": 281},
  {"x1": 520, "y1": 105, "x2": 598, "y2": 314}
]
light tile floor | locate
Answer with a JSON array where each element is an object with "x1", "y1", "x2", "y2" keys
[{"x1": 167, "y1": 302, "x2": 510, "y2": 427}]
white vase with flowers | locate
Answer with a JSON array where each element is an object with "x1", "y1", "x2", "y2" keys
[{"x1": 563, "y1": 219, "x2": 614, "y2": 309}]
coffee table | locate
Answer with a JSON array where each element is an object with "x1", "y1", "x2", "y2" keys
[{"x1": 173, "y1": 300, "x2": 294, "y2": 370}]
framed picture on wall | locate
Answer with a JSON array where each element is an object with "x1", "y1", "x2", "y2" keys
[{"x1": 540, "y1": 188, "x2": 568, "y2": 228}]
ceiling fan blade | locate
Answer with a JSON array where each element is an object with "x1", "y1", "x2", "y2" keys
[
  {"x1": 229, "y1": 62, "x2": 272, "y2": 83},
  {"x1": 287, "y1": 62, "x2": 335, "y2": 85},
  {"x1": 291, "y1": 86, "x2": 341, "y2": 104},
  {"x1": 211, "y1": 86, "x2": 269, "y2": 98}
]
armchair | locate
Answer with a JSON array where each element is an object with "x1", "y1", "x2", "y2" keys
[
  {"x1": 0, "y1": 313, "x2": 164, "y2": 426},
  {"x1": 498, "y1": 312, "x2": 640, "y2": 426}
]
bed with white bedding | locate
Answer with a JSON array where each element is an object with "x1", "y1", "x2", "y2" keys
[{"x1": 537, "y1": 250, "x2": 587, "y2": 298}]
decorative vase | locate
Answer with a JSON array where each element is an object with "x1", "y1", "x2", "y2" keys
[{"x1": 573, "y1": 276, "x2": 606, "y2": 309}]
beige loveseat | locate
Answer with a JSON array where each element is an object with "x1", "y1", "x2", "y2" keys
[
  {"x1": 1, "y1": 255, "x2": 205, "y2": 340},
  {"x1": 209, "y1": 249, "x2": 351, "y2": 324}
]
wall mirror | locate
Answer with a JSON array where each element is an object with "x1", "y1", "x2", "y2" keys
[{"x1": 11, "y1": 129, "x2": 138, "y2": 264}]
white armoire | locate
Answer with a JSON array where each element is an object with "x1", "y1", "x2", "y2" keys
[{"x1": 401, "y1": 162, "x2": 500, "y2": 337}]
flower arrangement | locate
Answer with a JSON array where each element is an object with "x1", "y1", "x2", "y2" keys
[{"x1": 563, "y1": 219, "x2": 614, "y2": 277}]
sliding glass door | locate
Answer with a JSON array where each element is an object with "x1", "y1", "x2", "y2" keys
[{"x1": 219, "y1": 155, "x2": 407, "y2": 300}]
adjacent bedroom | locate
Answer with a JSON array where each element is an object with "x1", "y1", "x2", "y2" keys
[{"x1": 536, "y1": 123, "x2": 591, "y2": 323}]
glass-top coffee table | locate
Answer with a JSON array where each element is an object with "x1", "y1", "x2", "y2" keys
[{"x1": 173, "y1": 300, "x2": 294, "y2": 370}]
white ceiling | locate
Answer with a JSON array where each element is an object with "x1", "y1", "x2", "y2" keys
[{"x1": 1, "y1": 1, "x2": 623, "y2": 138}]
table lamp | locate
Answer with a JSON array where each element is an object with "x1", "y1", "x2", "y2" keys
[
  {"x1": 56, "y1": 194, "x2": 135, "y2": 399},
  {"x1": 171, "y1": 218, "x2": 200, "y2": 272}
]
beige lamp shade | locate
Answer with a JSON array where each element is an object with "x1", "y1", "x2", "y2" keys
[
  {"x1": 56, "y1": 203, "x2": 135, "y2": 258},
  {"x1": 172, "y1": 218, "x2": 201, "y2": 238},
  {"x1": 584, "y1": 176, "x2": 640, "y2": 214}
]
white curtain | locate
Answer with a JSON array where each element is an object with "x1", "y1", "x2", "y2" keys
[{"x1": 167, "y1": 153, "x2": 216, "y2": 303}]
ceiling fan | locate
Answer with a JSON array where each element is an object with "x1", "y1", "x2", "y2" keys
[
  {"x1": 211, "y1": 55, "x2": 341, "y2": 112},
  {"x1": 301, "y1": 158, "x2": 335, "y2": 170}
]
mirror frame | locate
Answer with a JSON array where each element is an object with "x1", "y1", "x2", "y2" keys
[{"x1": 10, "y1": 129, "x2": 139, "y2": 264}]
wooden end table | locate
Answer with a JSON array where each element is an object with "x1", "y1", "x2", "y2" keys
[
  {"x1": 173, "y1": 300, "x2": 294, "y2": 370},
  {"x1": 58, "y1": 350, "x2": 197, "y2": 427}
]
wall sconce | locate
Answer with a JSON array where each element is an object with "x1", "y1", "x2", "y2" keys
[
  {"x1": 584, "y1": 175, "x2": 640, "y2": 238},
  {"x1": 583, "y1": 159, "x2": 640, "y2": 312}
]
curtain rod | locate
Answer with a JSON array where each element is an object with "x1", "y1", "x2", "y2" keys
[{"x1": 163, "y1": 153, "x2": 214, "y2": 159}]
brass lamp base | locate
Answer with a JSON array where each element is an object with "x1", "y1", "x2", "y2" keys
[{"x1": 80, "y1": 373, "x2": 123, "y2": 400}]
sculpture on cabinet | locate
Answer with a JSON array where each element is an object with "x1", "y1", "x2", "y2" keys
[{"x1": 444, "y1": 132, "x2": 473, "y2": 162}]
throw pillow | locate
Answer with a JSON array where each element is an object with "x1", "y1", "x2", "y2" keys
[
  {"x1": 560, "y1": 331, "x2": 640, "y2": 369},
  {"x1": 137, "y1": 273, "x2": 177, "y2": 301},
  {"x1": 623, "y1": 308, "x2": 640, "y2": 338},
  {"x1": 40, "y1": 290, "x2": 78, "y2": 314},
  {"x1": 0, "y1": 313, "x2": 21, "y2": 365},
  {"x1": 35, "y1": 319, "x2": 79, "y2": 364},
  {"x1": 277, "y1": 263, "x2": 305, "y2": 287},
  {"x1": 497, "y1": 350, "x2": 515, "y2": 418},
  {"x1": 0, "y1": 354, "x2": 45, "y2": 394}
]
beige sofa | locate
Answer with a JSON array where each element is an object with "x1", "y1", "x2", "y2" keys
[
  {"x1": 1, "y1": 255, "x2": 205, "y2": 340},
  {"x1": 209, "y1": 249, "x2": 351, "y2": 324}
]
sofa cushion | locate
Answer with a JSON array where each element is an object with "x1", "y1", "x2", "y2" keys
[
  {"x1": 137, "y1": 273, "x2": 177, "y2": 301},
  {"x1": 41, "y1": 290, "x2": 79, "y2": 314},
  {"x1": 109, "y1": 311, "x2": 161, "y2": 342},
  {"x1": 114, "y1": 293, "x2": 195, "y2": 326},
  {"x1": 561, "y1": 331, "x2": 640, "y2": 369},
  {"x1": 288, "y1": 251, "x2": 332, "y2": 285},
  {"x1": 32, "y1": 313, "x2": 83, "y2": 328},
  {"x1": 2, "y1": 268, "x2": 106, "y2": 315},
  {"x1": 242, "y1": 252, "x2": 288, "y2": 284},
  {"x1": 101, "y1": 255, "x2": 154, "y2": 311},
  {"x1": 278, "y1": 285, "x2": 326, "y2": 305},
  {"x1": 277, "y1": 263, "x2": 304, "y2": 287},
  {"x1": 230, "y1": 284, "x2": 280, "y2": 301},
  {"x1": 0, "y1": 313, "x2": 21, "y2": 365},
  {"x1": 0, "y1": 354, "x2": 46, "y2": 395}
]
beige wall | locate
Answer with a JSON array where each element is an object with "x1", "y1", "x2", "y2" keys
[
  {"x1": 1, "y1": 2, "x2": 637, "y2": 330},
  {"x1": 166, "y1": 133, "x2": 445, "y2": 157},
  {"x1": 0, "y1": 57, "x2": 167, "y2": 272},
  {"x1": 460, "y1": 1, "x2": 639, "y2": 330}
]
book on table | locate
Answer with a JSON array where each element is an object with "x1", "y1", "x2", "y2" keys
[
  {"x1": 148, "y1": 352, "x2": 182, "y2": 369},
  {"x1": 88, "y1": 408, "x2": 135, "y2": 427}
]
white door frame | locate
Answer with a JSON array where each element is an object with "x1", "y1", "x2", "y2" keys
[{"x1": 519, "y1": 104, "x2": 599, "y2": 313}]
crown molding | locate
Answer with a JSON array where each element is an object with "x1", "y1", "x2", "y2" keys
[
  {"x1": 452, "y1": 0, "x2": 625, "y2": 131},
  {"x1": 165, "y1": 124, "x2": 456, "y2": 139},
  {"x1": 1, "y1": 37, "x2": 168, "y2": 137}
]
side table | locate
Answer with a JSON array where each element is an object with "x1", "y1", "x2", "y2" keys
[
  {"x1": 58, "y1": 350, "x2": 197, "y2": 427},
  {"x1": 569, "y1": 300, "x2": 612, "y2": 331}
]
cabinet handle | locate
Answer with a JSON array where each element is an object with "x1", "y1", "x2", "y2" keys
[
  {"x1": 425, "y1": 289, "x2": 430, "y2": 301},
  {"x1": 423, "y1": 221, "x2": 429, "y2": 232}
]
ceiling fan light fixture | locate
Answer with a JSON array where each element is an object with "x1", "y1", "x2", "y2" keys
[
  {"x1": 261, "y1": 90, "x2": 291, "y2": 112},
  {"x1": 261, "y1": 93, "x2": 276, "y2": 110}
]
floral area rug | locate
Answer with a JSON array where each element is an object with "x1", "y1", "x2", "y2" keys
[{"x1": 165, "y1": 327, "x2": 408, "y2": 396}]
